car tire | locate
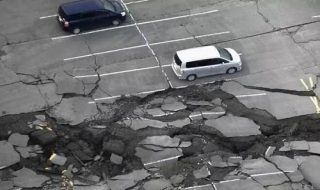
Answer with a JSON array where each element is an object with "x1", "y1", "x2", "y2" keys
[
  {"x1": 73, "y1": 28, "x2": 81, "y2": 34},
  {"x1": 227, "y1": 67, "x2": 237, "y2": 74},
  {"x1": 187, "y1": 74, "x2": 197, "y2": 81},
  {"x1": 112, "y1": 19, "x2": 121, "y2": 26}
]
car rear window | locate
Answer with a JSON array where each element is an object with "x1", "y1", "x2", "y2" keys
[
  {"x1": 217, "y1": 47, "x2": 233, "y2": 61},
  {"x1": 174, "y1": 53, "x2": 182, "y2": 66}
]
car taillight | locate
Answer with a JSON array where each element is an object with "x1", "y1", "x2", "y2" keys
[{"x1": 64, "y1": 21, "x2": 69, "y2": 27}]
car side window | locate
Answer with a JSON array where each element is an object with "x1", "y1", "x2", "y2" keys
[
  {"x1": 186, "y1": 61, "x2": 199, "y2": 68},
  {"x1": 96, "y1": 10, "x2": 109, "y2": 16},
  {"x1": 197, "y1": 59, "x2": 213, "y2": 67},
  {"x1": 82, "y1": 12, "x2": 95, "y2": 18},
  {"x1": 211, "y1": 58, "x2": 226, "y2": 65}
]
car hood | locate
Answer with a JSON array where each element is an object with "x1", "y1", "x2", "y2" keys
[
  {"x1": 110, "y1": 1, "x2": 125, "y2": 13},
  {"x1": 225, "y1": 48, "x2": 241, "y2": 63}
]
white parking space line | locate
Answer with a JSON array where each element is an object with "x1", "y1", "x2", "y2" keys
[
  {"x1": 236, "y1": 93, "x2": 267, "y2": 98},
  {"x1": 64, "y1": 30, "x2": 229, "y2": 61},
  {"x1": 126, "y1": 0, "x2": 150, "y2": 5},
  {"x1": 312, "y1": 15, "x2": 320, "y2": 18},
  {"x1": 74, "y1": 64, "x2": 170, "y2": 78},
  {"x1": 88, "y1": 88, "x2": 167, "y2": 103},
  {"x1": 64, "y1": 44, "x2": 147, "y2": 61},
  {"x1": 52, "y1": 9, "x2": 218, "y2": 40},
  {"x1": 137, "y1": 10, "x2": 218, "y2": 25},
  {"x1": 143, "y1": 155, "x2": 182, "y2": 166},
  {"x1": 52, "y1": 24, "x2": 136, "y2": 40},
  {"x1": 185, "y1": 184, "x2": 213, "y2": 190},
  {"x1": 39, "y1": 14, "x2": 57, "y2": 19}
]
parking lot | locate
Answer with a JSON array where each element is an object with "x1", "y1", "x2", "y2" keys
[
  {"x1": 1, "y1": 0, "x2": 320, "y2": 118},
  {"x1": 1, "y1": 0, "x2": 320, "y2": 189}
]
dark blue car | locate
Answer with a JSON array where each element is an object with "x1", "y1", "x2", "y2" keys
[{"x1": 57, "y1": 0, "x2": 126, "y2": 34}]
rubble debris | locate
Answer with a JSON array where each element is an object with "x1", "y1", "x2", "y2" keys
[
  {"x1": 146, "y1": 108, "x2": 166, "y2": 117},
  {"x1": 15, "y1": 145, "x2": 43, "y2": 158},
  {"x1": 163, "y1": 97, "x2": 176, "y2": 104},
  {"x1": 161, "y1": 102, "x2": 186, "y2": 112},
  {"x1": 106, "y1": 170, "x2": 150, "y2": 190},
  {"x1": 32, "y1": 119, "x2": 48, "y2": 127},
  {"x1": 35, "y1": 114, "x2": 46, "y2": 122},
  {"x1": 110, "y1": 153, "x2": 123, "y2": 165},
  {"x1": 170, "y1": 174, "x2": 185, "y2": 186},
  {"x1": 290, "y1": 141, "x2": 309, "y2": 150},
  {"x1": 265, "y1": 146, "x2": 276, "y2": 157},
  {"x1": 8, "y1": 133, "x2": 29, "y2": 147},
  {"x1": 143, "y1": 178, "x2": 173, "y2": 190},
  {"x1": 189, "y1": 111, "x2": 203, "y2": 120},
  {"x1": 204, "y1": 115, "x2": 261, "y2": 137},
  {"x1": 307, "y1": 142, "x2": 320, "y2": 154},
  {"x1": 210, "y1": 155, "x2": 229, "y2": 168},
  {"x1": 0, "y1": 181, "x2": 13, "y2": 190},
  {"x1": 193, "y1": 166, "x2": 210, "y2": 179},
  {"x1": 211, "y1": 98, "x2": 222, "y2": 105},
  {"x1": 168, "y1": 118, "x2": 191, "y2": 128},
  {"x1": 287, "y1": 170, "x2": 304, "y2": 182},
  {"x1": 31, "y1": 130, "x2": 57, "y2": 145},
  {"x1": 299, "y1": 156, "x2": 320, "y2": 189},
  {"x1": 123, "y1": 118, "x2": 167, "y2": 130},
  {"x1": 103, "y1": 139, "x2": 125, "y2": 155},
  {"x1": 50, "y1": 153, "x2": 67, "y2": 166},
  {"x1": 294, "y1": 156, "x2": 308, "y2": 165},
  {"x1": 227, "y1": 156, "x2": 242, "y2": 164},
  {"x1": 251, "y1": 172, "x2": 289, "y2": 186},
  {"x1": 267, "y1": 155, "x2": 298, "y2": 172},
  {"x1": 214, "y1": 178, "x2": 265, "y2": 190},
  {"x1": 186, "y1": 100, "x2": 213, "y2": 106},
  {"x1": 202, "y1": 110, "x2": 225, "y2": 119},
  {"x1": 0, "y1": 141, "x2": 20, "y2": 169},
  {"x1": 12, "y1": 167, "x2": 50, "y2": 188},
  {"x1": 240, "y1": 158, "x2": 281, "y2": 175},
  {"x1": 139, "y1": 136, "x2": 180, "y2": 147},
  {"x1": 135, "y1": 147, "x2": 182, "y2": 168}
]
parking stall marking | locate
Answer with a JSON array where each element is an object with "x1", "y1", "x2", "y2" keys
[
  {"x1": 63, "y1": 30, "x2": 230, "y2": 61},
  {"x1": 300, "y1": 77, "x2": 320, "y2": 113},
  {"x1": 52, "y1": 24, "x2": 137, "y2": 40},
  {"x1": 143, "y1": 155, "x2": 182, "y2": 166},
  {"x1": 88, "y1": 88, "x2": 167, "y2": 103},
  {"x1": 125, "y1": 0, "x2": 150, "y2": 5},
  {"x1": 40, "y1": 14, "x2": 57, "y2": 19},
  {"x1": 74, "y1": 64, "x2": 171, "y2": 78},
  {"x1": 52, "y1": 9, "x2": 218, "y2": 40}
]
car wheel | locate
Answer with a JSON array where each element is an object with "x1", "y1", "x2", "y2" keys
[
  {"x1": 227, "y1": 67, "x2": 237, "y2": 74},
  {"x1": 187, "y1": 74, "x2": 197, "y2": 81},
  {"x1": 73, "y1": 28, "x2": 81, "y2": 34},
  {"x1": 112, "y1": 19, "x2": 121, "y2": 26}
]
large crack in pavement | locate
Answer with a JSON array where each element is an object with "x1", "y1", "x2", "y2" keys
[
  {"x1": 1, "y1": 83, "x2": 320, "y2": 189},
  {"x1": 232, "y1": 80, "x2": 315, "y2": 96}
]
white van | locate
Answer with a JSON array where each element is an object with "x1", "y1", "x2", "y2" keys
[{"x1": 172, "y1": 46, "x2": 242, "y2": 81}]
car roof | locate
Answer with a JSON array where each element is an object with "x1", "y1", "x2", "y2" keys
[
  {"x1": 61, "y1": 0, "x2": 104, "y2": 15},
  {"x1": 176, "y1": 46, "x2": 220, "y2": 63}
]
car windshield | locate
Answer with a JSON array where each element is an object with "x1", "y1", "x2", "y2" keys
[
  {"x1": 217, "y1": 47, "x2": 233, "y2": 61},
  {"x1": 99, "y1": 0, "x2": 115, "y2": 12}
]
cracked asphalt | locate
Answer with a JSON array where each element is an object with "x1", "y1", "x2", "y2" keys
[{"x1": 1, "y1": 0, "x2": 320, "y2": 189}]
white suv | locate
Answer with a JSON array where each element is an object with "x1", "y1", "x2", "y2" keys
[{"x1": 172, "y1": 46, "x2": 242, "y2": 81}]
